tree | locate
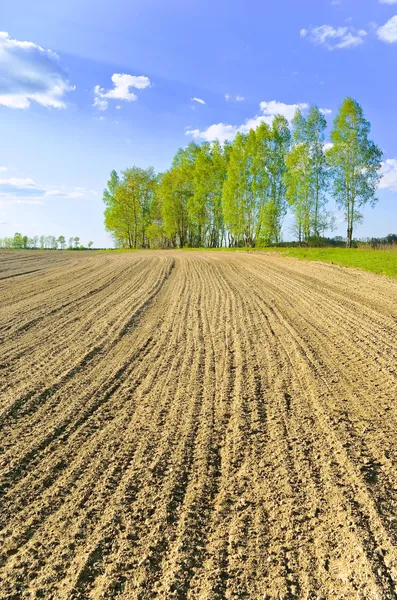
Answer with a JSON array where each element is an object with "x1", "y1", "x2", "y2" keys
[
  {"x1": 13, "y1": 232, "x2": 24, "y2": 249},
  {"x1": 87, "y1": 241, "x2": 94, "y2": 249},
  {"x1": 265, "y1": 116, "x2": 291, "y2": 244},
  {"x1": 104, "y1": 167, "x2": 157, "y2": 248},
  {"x1": 210, "y1": 141, "x2": 228, "y2": 247},
  {"x1": 327, "y1": 98, "x2": 382, "y2": 247},
  {"x1": 285, "y1": 107, "x2": 331, "y2": 244},
  {"x1": 160, "y1": 143, "x2": 200, "y2": 247},
  {"x1": 28, "y1": 236, "x2": 39, "y2": 249},
  {"x1": 251, "y1": 122, "x2": 272, "y2": 243},
  {"x1": 68, "y1": 237, "x2": 74, "y2": 249},
  {"x1": 306, "y1": 106, "x2": 330, "y2": 238},
  {"x1": 223, "y1": 132, "x2": 251, "y2": 246},
  {"x1": 0, "y1": 237, "x2": 13, "y2": 248},
  {"x1": 48, "y1": 235, "x2": 57, "y2": 250},
  {"x1": 57, "y1": 235, "x2": 66, "y2": 250},
  {"x1": 73, "y1": 236, "x2": 80, "y2": 249},
  {"x1": 285, "y1": 142, "x2": 312, "y2": 244},
  {"x1": 189, "y1": 141, "x2": 227, "y2": 247},
  {"x1": 189, "y1": 143, "x2": 212, "y2": 246}
]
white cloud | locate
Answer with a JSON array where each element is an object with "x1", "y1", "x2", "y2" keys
[
  {"x1": 259, "y1": 100, "x2": 309, "y2": 121},
  {"x1": 301, "y1": 25, "x2": 367, "y2": 49},
  {"x1": 0, "y1": 167, "x2": 7, "y2": 172},
  {"x1": 324, "y1": 142, "x2": 334, "y2": 152},
  {"x1": 379, "y1": 159, "x2": 397, "y2": 191},
  {"x1": 191, "y1": 97, "x2": 206, "y2": 105},
  {"x1": 116, "y1": 105, "x2": 121, "y2": 110},
  {"x1": 0, "y1": 177, "x2": 87, "y2": 200},
  {"x1": 225, "y1": 93, "x2": 245, "y2": 102},
  {"x1": 93, "y1": 96, "x2": 108, "y2": 111},
  {"x1": 0, "y1": 31, "x2": 74, "y2": 109},
  {"x1": 320, "y1": 108, "x2": 333, "y2": 115},
  {"x1": 187, "y1": 124, "x2": 237, "y2": 144},
  {"x1": 379, "y1": 0, "x2": 397, "y2": 4},
  {"x1": 377, "y1": 16, "x2": 397, "y2": 42},
  {"x1": 0, "y1": 178, "x2": 46, "y2": 197},
  {"x1": 93, "y1": 73, "x2": 151, "y2": 110},
  {"x1": 185, "y1": 100, "x2": 331, "y2": 144},
  {"x1": 8, "y1": 199, "x2": 45, "y2": 205}
]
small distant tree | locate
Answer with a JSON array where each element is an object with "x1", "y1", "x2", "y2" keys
[
  {"x1": 13, "y1": 232, "x2": 24, "y2": 249},
  {"x1": 87, "y1": 241, "x2": 94, "y2": 249},
  {"x1": 57, "y1": 235, "x2": 66, "y2": 250},
  {"x1": 68, "y1": 237, "x2": 74, "y2": 249},
  {"x1": 73, "y1": 236, "x2": 80, "y2": 249},
  {"x1": 48, "y1": 235, "x2": 57, "y2": 250},
  {"x1": 28, "y1": 236, "x2": 39, "y2": 249}
]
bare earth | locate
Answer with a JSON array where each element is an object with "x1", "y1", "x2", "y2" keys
[{"x1": 1, "y1": 250, "x2": 397, "y2": 600}]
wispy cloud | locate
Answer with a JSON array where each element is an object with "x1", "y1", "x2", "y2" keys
[
  {"x1": 301, "y1": 25, "x2": 367, "y2": 49},
  {"x1": 7, "y1": 199, "x2": 45, "y2": 205},
  {"x1": 379, "y1": 159, "x2": 397, "y2": 191},
  {"x1": 225, "y1": 93, "x2": 245, "y2": 102},
  {"x1": 377, "y1": 16, "x2": 397, "y2": 42},
  {"x1": 191, "y1": 97, "x2": 206, "y2": 105},
  {"x1": 186, "y1": 100, "x2": 331, "y2": 144},
  {"x1": 0, "y1": 177, "x2": 89, "y2": 201},
  {"x1": 93, "y1": 73, "x2": 151, "y2": 111},
  {"x1": 0, "y1": 31, "x2": 74, "y2": 109},
  {"x1": 378, "y1": 0, "x2": 397, "y2": 4},
  {"x1": 0, "y1": 167, "x2": 7, "y2": 172}
]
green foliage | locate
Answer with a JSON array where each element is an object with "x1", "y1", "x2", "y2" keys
[
  {"x1": 13, "y1": 232, "x2": 24, "y2": 249},
  {"x1": 222, "y1": 133, "x2": 251, "y2": 246},
  {"x1": 0, "y1": 234, "x2": 91, "y2": 250},
  {"x1": 265, "y1": 116, "x2": 291, "y2": 244},
  {"x1": 101, "y1": 96, "x2": 383, "y2": 250},
  {"x1": 285, "y1": 142, "x2": 312, "y2": 243},
  {"x1": 189, "y1": 141, "x2": 227, "y2": 247},
  {"x1": 285, "y1": 105, "x2": 331, "y2": 244},
  {"x1": 103, "y1": 166, "x2": 157, "y2": 248},
  {"x1": 327, "y1": 97, "x2": 382, "y2": 247}
]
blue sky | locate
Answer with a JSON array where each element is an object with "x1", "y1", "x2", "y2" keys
[{"x1": 0, "y1": 0, "x2": 396, "y2": 246}]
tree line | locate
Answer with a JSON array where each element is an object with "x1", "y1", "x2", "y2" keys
[
  {"x1": 0, "y1": 234, "x2": 94, "y2": 250},
  {"x1": 104, "y1": 98, "x2": 383, "y2": 249}
]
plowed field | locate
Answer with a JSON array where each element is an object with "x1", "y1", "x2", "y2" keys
[{"x1": 1, "y1": 249, "x2": 397, "y2": 599}]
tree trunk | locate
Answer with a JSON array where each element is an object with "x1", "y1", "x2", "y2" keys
[{"x1": 346, "y1": 225, "x2": 353, "y2": 248}]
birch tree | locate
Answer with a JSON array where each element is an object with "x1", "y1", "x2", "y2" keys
[{"x1": 327, "y1": 98, "x2": 382, "y2": 247}]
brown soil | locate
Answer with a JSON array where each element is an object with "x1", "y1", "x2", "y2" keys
[{"x1": 1, "y1": 249, "x2": 397, "y2": 599}]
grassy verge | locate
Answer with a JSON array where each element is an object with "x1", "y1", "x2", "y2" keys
[{"x1": 262, "y1": 247, "x2": 397, "y2": 279}]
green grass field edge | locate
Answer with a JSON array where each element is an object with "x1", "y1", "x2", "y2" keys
[{"x1": 259, "y1": 247, "x2": 397, "y2": 280}]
